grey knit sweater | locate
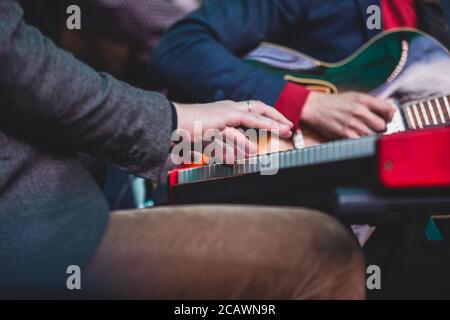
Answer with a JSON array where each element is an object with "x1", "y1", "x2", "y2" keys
[{"x1": 0, "y1": 0, "x2": 173, "y2": 296}]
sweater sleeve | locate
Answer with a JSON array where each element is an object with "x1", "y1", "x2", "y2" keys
[{"x1": 0, "y1": 0, "x2": 173, "y2": 181}]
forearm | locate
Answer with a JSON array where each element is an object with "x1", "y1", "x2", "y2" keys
[
  {"x1": 151, "y1": 0, "x2": 307, "y2": 105},
  {"x1": 152, "y1": 33, "x2": 286, "y2": 105}
]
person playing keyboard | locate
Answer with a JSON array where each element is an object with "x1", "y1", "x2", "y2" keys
[{"x1": 0, "y1": 0, "x2": 365, "y2": 299}]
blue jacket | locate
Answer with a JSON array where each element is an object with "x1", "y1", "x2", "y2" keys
[{"x1": 151, "y1": 0, "x2": 450, "y2": 106}]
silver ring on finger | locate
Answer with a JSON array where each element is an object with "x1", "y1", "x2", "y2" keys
[{"x1": 246, "y1": 100, "x2": 252, "y2": 112}]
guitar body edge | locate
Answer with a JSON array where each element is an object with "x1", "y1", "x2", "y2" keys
[{"x1": 245, "y1": 29, "x2": 449, "y2": 95}]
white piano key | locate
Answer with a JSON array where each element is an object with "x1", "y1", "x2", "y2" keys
[
  {"x1": 412, "y1": 104, "x2": 423, "y2": 128},
  {"x1": 435, "y1": 98, "x2": 446, "y2": 124},
  {"x1": 419, "y1": 102, "x2": 430, "y2": 126},
  {"x1": 405, "y1": 105, "x2": 416, "y2": 129},
  {"x1": 427, "y1": 100, "x2": 438, "y2": 125},
  {"x1": 444, "y1": 96, "x2": 450, "y2": 121}
]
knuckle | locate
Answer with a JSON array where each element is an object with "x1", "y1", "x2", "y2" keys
[
  {"x1": 343, "y1": 128, "x2": 354, "y2": 139},
  {"x1": 354, "y1": 93, "x2": 367, "y2": 104},
  {"x1": 351, "y1": 106, "x2": 366, "y2": 117},
  {"x1": 376, "y1": 120, "x2": 387, "y2": 130},
  {"x1": 347, "y1": 118, "x2": 358, "y2": 128},
  {"x1": 378, "y1": 103, "x2": 389, "y2": 113},
  {"x1": 347, "y1": 91, "x2": 359, "y2": 99},
  {"x1": 342, "y1": 120, "x2": 352, "y2": 134},
  {"x1": 231, "y1": 113, "x2": 242, "y2": 123},
  {"x1": 385, "y1": 105, "x2": 394, "y2": 115},
  {"x1": 252, "y1": 101, "x2": 263, "y2": 110},
  {"x1": 256, "y1": 101, "x2": 269, "y2": 110},
  {"x1": 342, "y1": 116, "x2": 352, "y2": 126}
]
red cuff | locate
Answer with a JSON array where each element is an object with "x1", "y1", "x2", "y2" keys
[
  {"x1": 381, "y1": 0, "x2": 417, "y2": 30},
  {"x1": 274, "y1": 82, "x2": 311, "y2": 130}
]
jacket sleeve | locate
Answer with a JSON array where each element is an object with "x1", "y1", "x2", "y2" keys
[
  {"x1": 150, "y1": 0, "x2": 306, "y2": 105},
  {"x1": 0, "y1": 0, "x2": 173, "y2": 181}
]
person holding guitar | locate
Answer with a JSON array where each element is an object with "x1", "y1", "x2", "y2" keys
[
  {"x1": 151, "y1": 0, "x2": 450, "y2": 299},
  {"x1": 151, "y1": 0, "x2": 450, "y2": 143}
]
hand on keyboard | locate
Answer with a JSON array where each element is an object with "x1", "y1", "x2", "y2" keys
[{"x1": 172, "y1": 100, "x2": 294, "y2": 164}]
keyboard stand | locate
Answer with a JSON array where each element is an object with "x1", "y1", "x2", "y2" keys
[
  {"x1": 334, "y1": 188, "x2": 450, "y2": 298},
  {"x1": 333, "y1": 187, "x2": 450, "y2": 224}
]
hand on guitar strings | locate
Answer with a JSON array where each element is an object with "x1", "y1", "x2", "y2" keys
[
  {"x1": 301, "y1": 92, "x2": 396, "y2": 139},
  {"x1": 171, "y1": 100, "x2": 293, "y2": 165}
]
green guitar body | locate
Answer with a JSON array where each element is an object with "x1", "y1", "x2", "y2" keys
[{"x1": 245, "y1": 29, "x2": 450, "y2": 96}]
